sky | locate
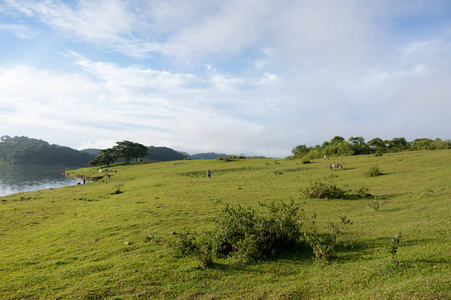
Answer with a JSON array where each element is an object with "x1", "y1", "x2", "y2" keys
[{"x1": 0, "y1": 0, "x2": 450, "y2": 158}]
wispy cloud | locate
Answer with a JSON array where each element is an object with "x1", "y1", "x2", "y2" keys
[
  {"x1": 0, "y1": 23, "x2": 38, "y2": 38},
  {"x1": 1, "y1": 0, "x2": 450, "y2": 156}
]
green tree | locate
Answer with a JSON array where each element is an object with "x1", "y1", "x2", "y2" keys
[
  {"x1": 387, "y1": 137, "x2": 408, "y2": 152},
  {"x1": 410, "y1": 138, "x2": 434, "y2": 150},
  {"x1": 330, "y1": 136, "x2": 345, "y2": 145},
  {"x1": 88, "y1": 148, "x2": 117, "y2": 167},
  {"x1": 291, "y1": 144, "x2": 311, "y2": 158},
  {"x1": 348, "y1": 137, "x2": 369, "y2": 155},
  {"x1": 113, "y1": 141, "x2": 148, "y2": 163},
  {"x1": 368, "y1": 137, "x2": 385, "y2": 149}
]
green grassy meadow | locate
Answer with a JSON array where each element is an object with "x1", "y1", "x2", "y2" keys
[{"x1": 0, "y1": 150, "x2": 450, "y2": 299}]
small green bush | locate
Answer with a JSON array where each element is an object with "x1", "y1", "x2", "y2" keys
[
  {"x1": 389, "y1": 232, "x2": 402, "y2": 265},
  {"x1": 170, "y1": 200, "x2": 358, "y2": 265},
  {"x1": 374, "y1": 149, "x2": 384, "y2": 156},
  {"x1": 113, "y1": 184, "x2": 124, "y2": 194},
  {"x1": 368, "y1": 198, "x2": 386, "y2": 211},
  {"x1": 304, "y1": 214, "x2": 353, "y2": 263},
  {"x1": 216, "y1": 156, "x2": 231, "y2": 162},
  {"x1": 169, "y1": 229, "x2": 198, "y2": 257},
  {"x1": 302, "y1": 178, "x2": 347, "y2": 199},
  {"x1": 300, "y1": 155, "x2": 310, "y2": 164},
  {"x1": 168, "y1": 230, "x2": 214, "y2": 269},
  {"x1": 193, "y1": 235, "x2": 214, "y2": 269},
  {"x1": 210, "y1": 200, "x2": 305, "y2": 262},
  {"x1": 171, "y1": 200, "x2": 304, "y2": 263},
  {"x1": 364, "y1": 166, "x2": 382, "y2": 177},
  {"x1": 355, "y1": 187, "x2": 371, "y2": 198}
]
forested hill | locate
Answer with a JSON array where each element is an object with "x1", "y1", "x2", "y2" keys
[
  {"x1": 189, "y1": 152, "x2": 228, "y2": 159},
  {"x1": 81, "y1": 148, "x2": 227, "y2": 162},
  {"x1": 0, "y1": 136, "x2": 94, "y2": 166},
  {"x1": 81, "y1": 146, "x2": 187, "y2": 161},
  {"x1": 145, "y1": 146, "x2": 186, "y2": 161}
]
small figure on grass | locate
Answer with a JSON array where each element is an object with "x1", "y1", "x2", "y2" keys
[{"x1": 207, "y1": 169, "x2": 211, "y2": 179}]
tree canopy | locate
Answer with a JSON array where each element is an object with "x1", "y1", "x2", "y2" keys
[
  {"x1": 88, "y1": 141, "x2": 148, "y2": 166},
  {"x1": 113, "y1": 141, "x2": 148, "y2": 163},
  {"x1": 290, "y1": 136, "x2": 451, "y2": 160}
]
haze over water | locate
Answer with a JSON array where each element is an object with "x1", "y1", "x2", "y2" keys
[{"x1": 0, "y1": 164, "x2": 82, "y2": 197}]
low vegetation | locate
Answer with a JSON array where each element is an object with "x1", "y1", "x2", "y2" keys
[
  {"x1": 363, "y1": 165, "x2": 382, "y2": 177},
  {"x1": 0, "y1": 150, "x2": 450, "y2": 299},
  {"x1": 171, "y1": 200, "x2": 305, "y2": 265}
]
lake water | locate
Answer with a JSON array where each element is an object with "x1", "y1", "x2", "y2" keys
[{"x1": 0, "y1": 164, "x2": 83, "y2": 197}]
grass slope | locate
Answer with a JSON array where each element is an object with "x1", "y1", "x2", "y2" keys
[{"x1": 0, "y1": 150, "x2": 450, "y2": 299}]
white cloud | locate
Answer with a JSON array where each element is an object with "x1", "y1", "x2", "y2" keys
[
  {"x1": 7, "y1": 0, "x2": 135, "y2": 40},
  {"x1": 1, "y1": 1, "x2": 451, "y2": 157},
  {"x1": 0, "y1": 23, "x2": 39, "y2": 38}
]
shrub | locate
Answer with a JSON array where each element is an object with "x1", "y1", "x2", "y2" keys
[
  {"x1": 210, "y1": 200, "x2": 305, "y2": 262},
  {"x1": 193, "y1": 235, "x2": 214, "y2": 269},
  {"x1": 169, "y1": 229, "x2": 198, "y2": 257},
  {"x1": 364, "y1": 166, "x2": 382, "y2": 177},
  {"x1": 169, "y1": 201, "x2": 356, "y2": 265},
  {"x1": 113, "y1": 184, "x2": 124, "y2": 195},
  {"x1": 216, "y1": 156, "x2": 231, "y2": 162},
  {"x1": 168, "y1": 230, "x2": 214, "y2": 269},
  {"x1": 260, "y1": 200, "x2": 305, "y2": 247},
  {"x1": 374, "y1": 149, "x2": 384, "y2": 156},
  {"x1": 300, "y1": 156, "x2": 311, "y2": 164},
  {"x1": 389, "y1": 232, "x2": 402, "y2": 265},
  {"x1": 355, "y1": 187, "x2": 371, "y2": 198},
  {"x1": 368, "y1": 198, "x2": 386, "y2": 211},
  {"x1": 302, "y1": 178, "x2": 347, "y2": 199},
  {"x1": 304, "y1": 214, "x2": 353, "y2": 263}
]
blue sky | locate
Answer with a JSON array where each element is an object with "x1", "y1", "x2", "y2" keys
[{"x1": 1, "y1": 0, "x2": 450, "y2": 157}]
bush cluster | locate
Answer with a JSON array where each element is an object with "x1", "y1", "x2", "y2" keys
[
  {"x1": 302, "y1": 178, "x2": 347, "y2": 199},
  {"x1": 216, "y1": 154, "x2": 246, "y2": 161},
  {"x1": 304, "y1": 214, "x2": 353, "y2": 263},
  {"x1": 364, "y1": 165, "x2": 382, "y2": 177},
  {"x1": 170, "y1": 200, "x2": 305, "y2": 265},
  {"x1": 211, "y1": 200, "x2": 304, "y2": 262},
  {"x1": 169, "y1": 199, "x2": 357, "y2": 267},
  {"x1": 301, "y1": 177, "x2": 372, "y2": 200}
]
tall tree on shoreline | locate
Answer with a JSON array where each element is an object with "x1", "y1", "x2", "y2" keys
[{"x1": 113, "y1": 141, "x2": 148, "y2": 163}]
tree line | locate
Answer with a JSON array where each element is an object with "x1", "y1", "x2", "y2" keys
[
  {"x1": 88, "y1": 141, "x2": 191, "y2": 166},
  {"x1": 290, "y1": 136, "x2": 451, "y2": 160}
]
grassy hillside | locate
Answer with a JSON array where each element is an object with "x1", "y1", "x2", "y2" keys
[{"x1": 0, "y1": 150, "x2": 450, "y2": 299}]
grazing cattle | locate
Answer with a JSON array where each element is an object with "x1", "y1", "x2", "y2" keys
[
  {"x1": 324, "y1": 155, "x2": 329, "y2": 160},
  {"x1": 330, "y1": 163, "x2": 343, "y2": 170}
]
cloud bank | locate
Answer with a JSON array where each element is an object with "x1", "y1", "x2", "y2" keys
[{"x1": 0, "y1": 0, "x2": 450, "y2": 157}]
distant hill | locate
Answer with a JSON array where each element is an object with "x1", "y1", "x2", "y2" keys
[
  {"x1": 83, "y1": 147, "x2": 227, "y2": 161},
  {"x1": 0, "y1": 135, "x2": 232, "y2": 166},
  {"x1": 82, "y1": 146, "x2": 187, "y2": 162},
  {"x1": 0, "y1": 136, "x2": 94, "y2": 166},
  {"x1": 80, "y1": 148, "x2": 100, "y2": 156},
  {"x1": 190, "y1": 152, "x2": 228, "y2": 159},
  {"x1": 145, "y1": 146, "x2": 186, "y2": 161}
]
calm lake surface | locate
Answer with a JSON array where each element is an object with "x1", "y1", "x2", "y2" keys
[{"x1": 0, "y1": 164, "x2": 82, "y2": 197}]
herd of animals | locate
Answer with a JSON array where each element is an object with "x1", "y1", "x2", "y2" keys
[{"x1": 323, "y1": 155, "x2": 343, "y2": 170}]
